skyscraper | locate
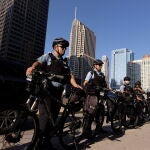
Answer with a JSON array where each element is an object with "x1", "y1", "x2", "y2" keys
[
  {"x1": 127, "y1": 55, "x2": 150, "y2": 90},
  {"x1": 127, "y1": 60, "x2": 142, "y2": 87},
  {"x1": 141, "y1": 55, "x2": 150, "y2": 90},
  {"x1": 110, "y1": 48, "x2": 134, "y2": 89},
  {"x1": 0, "y1": 0, "x2": 49, "y2": 65},
  {"x1": 69, "y1": 18, "x2": 96, "y2": 84}
]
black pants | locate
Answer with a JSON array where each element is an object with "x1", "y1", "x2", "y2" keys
[
  {"x1": 82, "y1": 113, "x2": 93, "y2": 135},
  {"x1": 38, "y1": 88, "x2": 63, "y2": 136}
]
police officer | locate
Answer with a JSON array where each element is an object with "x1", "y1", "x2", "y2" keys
[
  {"x1": 120, "y1": 76, "x2": 133, "y2": 101},
  {"x1": 120, "y1": 76, "x2": 132, "y2": 92},
  {"x1": 120, "y1": 76, "x2": 135, "y2": 126},
  {"x1": 26, "y1": 37, "x2": 82, "y2": 149},
  {"x1": 133, "y1": 81, "x2": 146, "y2": 124},
  {"x1": 134, "y1": 81, "x2": 145, "y2": 97},
  {"x1": 84, "y1": 59, "x2": 107, "y2": 90},
  {"x1": 82, "y1": 59, "x2": 108, "y2": 138}
]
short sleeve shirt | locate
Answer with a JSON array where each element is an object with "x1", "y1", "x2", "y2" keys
[
  {"x1": 37, "y1": 53, "x2": 65, "y2": 88},
  {"x1": 85, "y1": 69, "x2": 104, "y2": 82},
  {"x1": 37, "y1": 53, "x2": 51, "y2": 65},
  {"x1": 120, "y1": 85, "x2": 125, "y2": 92},
  {"x1": 85, "y1": 71, "x2": 94, "y2": 81}
]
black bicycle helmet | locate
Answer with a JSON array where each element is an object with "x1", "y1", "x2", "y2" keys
[
  {"x1": 93, "y1": 59, "x2": 104, "y2": 65},
  {"x1": 135, "y1": 80, "x2": 141, "y2": 86},
  {"x1": 52, "y1": 38, "x2": 69, "y2": 48},
  {"x1": 124, "y1": 76, "x2": 130, "y2": 81}
]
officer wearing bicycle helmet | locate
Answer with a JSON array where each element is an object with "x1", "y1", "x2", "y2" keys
[
  {"x1": 124, "y1": 76, "x2": 130, "y2": 81},
  {"x1": 26, "y1": 37, "x2": 82, "y2": 149},
  {"x1": 120, "y1": 76, "x2": 131, "y2": 92},
  {"x1": 81, "y1": 59, "x2": 108, "y2": 139},
  {"x1": 84, "y1": 59, "x2": 107, "y2": 89},
  {"x1": 120, "y1": 76, "x2": 134, "y2": 104},
  {"x1": 134, "y1": 81, "x2": 144, "y2": 93},
  {"x1": 134, "y1": 80, "x2": 145, "y2": 100}
]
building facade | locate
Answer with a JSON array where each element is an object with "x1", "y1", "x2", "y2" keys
[
  {"x1": 110, "y1": 48, "x2": 134, "y2": 89},
  {"x1": 127, "y1": 55, "x2": 150, "y2": 90},
  {"x1": 0, "y1": 0, "x2": 49, "y2": 65},
  {"x1": 141, "y1": 55, "x2": 150, "y2": 90},
  {"x1": 127, "y1": 60, "x2": 142, "y2": 87},
  {"x1": 69, "y1": 18, "x2": 96, "y2": 84}
]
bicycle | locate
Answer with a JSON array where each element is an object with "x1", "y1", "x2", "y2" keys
[
  {"x1": 82, "y1": 89, "x2": 105, "y2": 135},
  {"x1": 83, "y1": 88, "x2": 125, "y2": 135},
  {"x1": 94, "y1": 89, "x2": 126, "y2": 133},
  {"x1": 123, "y1": 91, "x2": 146, "y2": 128},
  {"x1": 0, "y1": 70, "x2": 45, "y2": 149},
  {"x1": 134, "y1": 92, "x2": 150, "y2": 124},
  {"x1": 103, "y1": 90, "x2": 126, "y2": 132},
  {"x1": 0, "y1": 103, "x2": 39, "y2": 150},
  {"x1": 25, "y1": 70, "x2": 86, "y2": 150}
]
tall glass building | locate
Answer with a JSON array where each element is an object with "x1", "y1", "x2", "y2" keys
[
  {"x1": 127, "y1": 60, "x2": 142, "y2": 87},
  {"x1": 110, "y1": 48, "x2": 134, "y2": 89},
  {"x1": 69, "y1": 18, "x2": 96, "y2": 84},
  {"x1": 0, "y1": 0, "x2": 49, "y2": 65}
]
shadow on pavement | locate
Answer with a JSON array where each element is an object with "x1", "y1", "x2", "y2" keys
[
  {"x1": 0, "y1": 144, "x2": 28, "y2": 150},
  {"x1": 78, "y1": 125, "x2": 125, "y2": 150}
]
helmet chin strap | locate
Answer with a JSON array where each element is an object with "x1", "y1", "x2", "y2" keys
[
  {"x1": 55, "y1": 49, "x2": 61, "y2": 56},
  {"x1": 55, "y1": 49, "x2": 64, "y2": 57}
]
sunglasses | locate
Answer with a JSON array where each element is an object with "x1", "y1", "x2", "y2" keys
[
  {"x1": 95, "y1": 64, "x2": 103, "y2": 66},
  {"x1": 57, "y1": 45, "x2": 66, "y2": 49}
]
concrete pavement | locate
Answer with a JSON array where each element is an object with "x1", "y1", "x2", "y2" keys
[
  {"x1": 1, "y1": 122, "x2": 150, "y2": 150},
  {"x1": 79, "y1": 122, "x2": 150, "y2": 150}
]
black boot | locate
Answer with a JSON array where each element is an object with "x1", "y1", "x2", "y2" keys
[
  {"x1": 37, "y1": 136, "x2": 57, "y2": 150},
  {"x1": 95, "y1": 124, "x2": 107, "y2": 134}
]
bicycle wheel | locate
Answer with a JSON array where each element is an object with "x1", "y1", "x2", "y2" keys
[
  {"x1": 0, "y1": 109, "x2": 39, "y2": 150},
  {"x1": 124, "y1": 104, "x2": 138, "y2": 128},
  {"x1": 144, "y1": 101, "x2": 150, "y2": 121},
  {"x1": 0, "y1": 109, "x2": 20, "y2": 135},
  {"x1": 59, "y1": 110, "x2": 83, "y2": 149},
  {"x1": 141, "y1": 102, "x2": 149, "y2": 122},
  {"x1": 111, "y1": 103, "x2": 125, "y2": 132}
]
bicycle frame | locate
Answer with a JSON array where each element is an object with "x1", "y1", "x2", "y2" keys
[{"x1": 26, "y1": 70, "x2": 85, "y2": 149}]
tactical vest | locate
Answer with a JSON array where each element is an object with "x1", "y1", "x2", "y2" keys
[
  {"x1": 123, "y1": 84, "x2": 134, "y2": 101},
  {"x1": 45, "y1": 53, "x2": 71, "y2": 84},
  {"x1": 89, "y1": 71, "x2": 107, "y2": 90},
  {"x1": 124, "y1": 84, "x2": 133, "y2": 93}
]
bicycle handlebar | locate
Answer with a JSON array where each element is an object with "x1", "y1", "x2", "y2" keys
[
  {"x1": 47, "y1": 74, "x2": 64, "y2": 80},
  {"x1": 26, "y1": 70, "x2": 65, "y2": 81}
]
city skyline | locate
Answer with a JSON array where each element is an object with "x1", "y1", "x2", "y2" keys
[
  {"x1": 44, "y1": 0, "x2": 150, "y2": 61},
  {"x1": 0, "y1": 0, "x2": 149, "y2": 90}
]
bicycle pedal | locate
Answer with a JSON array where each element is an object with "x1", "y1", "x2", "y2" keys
[{"x1": 5, "y1": 133, "x2": 22, "y2": 143}]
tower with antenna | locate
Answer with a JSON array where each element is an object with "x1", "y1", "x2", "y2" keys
[{"x1": 68, "y1": 8, "x2": 96, "y2": 84}]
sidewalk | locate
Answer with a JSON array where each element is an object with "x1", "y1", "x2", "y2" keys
[{"x1": 1, "y1": 113, "x2": 150, "y2": 150}]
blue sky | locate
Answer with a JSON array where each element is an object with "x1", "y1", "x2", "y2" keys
[{"x1": 44, "y1": 0, "x2": 150, "y2": 60}]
